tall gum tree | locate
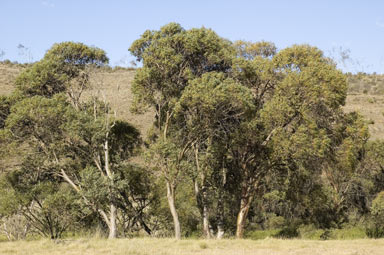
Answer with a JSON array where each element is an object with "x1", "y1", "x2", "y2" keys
[
  {"x1": 174, "y1": 72, "x2": 255, "y2": 238},
  {"x1": 5, "y1": 42, "x2": 141, "y2": 239},
  {"x1": 129, "y1": 23, "x2": 234, "y2": 239},
  {"x1": 230, "y1": 44, "x2": 349, "y2": 238}
]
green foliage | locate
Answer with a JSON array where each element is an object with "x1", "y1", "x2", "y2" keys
[
  {"x1": 298, "y1": 224, "x2": 326, "y2": 240},
  {"x1": 175, "y1": 72, "x2": 255, "y2": 140},
  {"x1": 79, "y1": 166, "x2": 110, "y2": 206},
  {"x1": 5, "y1": 94, "x2": 72, "y2": 146},
  {"x1": 129, "y1": 22, "x2": 234, "y2": 118},
  {"x1": 273, "y1": 225, "x2": 300, "y2": 239},
  {"x1": 234, "y1": 40, "x2": 277, "y2": 59},
  {"x1": 366, "y1": 226, "x2": 384, "y2": 238},
  {"x1": 0, "y1": 176, "x2": 19, "y2": 217},
  {"x1": 366, "y1": 191, "x2": 384, "y2": 238},
  {"x1": 15, "y1": 42, "x2": 108, "y2": 99},
  {"x1": 0, "y1": 158, "x2": 81, "y2": 239},
  {"x1": 244, "y1": 229, "x2": 280, "y2": 240},
  {"x1": 15, "y1": 60, "x2": 68, "y2": 97},
  {"x1": 329, "y1": 227, "x2": 367, "y2": 240},
  {"x1": 109, "y1": 121, "x2": 141, "y2": 162},
  {"x1": 0, "y1": 95, "x2": 11, "y2": 128},
  {"x1": 245, "y1": 226, "x2": 367, "y2": 240},
  {"x1": 44, "y1": 41, "x2": 108, "y2": 66}
]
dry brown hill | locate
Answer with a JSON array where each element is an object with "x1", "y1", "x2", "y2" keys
[
  {"x1": 85, "y1": 68, "x2": 154, "y2": 137},
  {"x1": 0, "y1": 62, "x2": 382, "y2": 139},
  {"x1": 0, "y1": 63, "x2": 23, "y2": 95}
]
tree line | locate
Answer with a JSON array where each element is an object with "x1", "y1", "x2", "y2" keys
[{"x1": 1, "y1": 23, "x2": 384, "y2": 240}]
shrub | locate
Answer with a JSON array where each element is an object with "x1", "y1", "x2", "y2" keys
[
  {"x1": 264, "y1": 213, "x2": 286, "y2": 229},
  {"x1": 366, "y1": 226, "x2": 384, "y2": 238},
  {"x1": 298, "y1": 224, "x2": 325, "y2": 240},
  {"x1": 244, "y1": 229, "x2": 280, "y2": 240},
  {"x1": 366, "y1": 191, "x2": 384, "y2": 238},
  {"x1": 368, "y1": 98, "x2": 375, "y2": 104},
  {"x1": 371, "y1": 191, "x2": 384, "y2": 219},
  {"x1": 330, "y1": 227, "x2": 367, "y2": 239},
  {"x1": 273, "y1": 225, "x2": 299, "y2": 239}
]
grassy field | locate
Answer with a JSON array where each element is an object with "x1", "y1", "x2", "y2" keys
[{"x1": 0, "y1": 238, "x2": 383, "y2": 255}]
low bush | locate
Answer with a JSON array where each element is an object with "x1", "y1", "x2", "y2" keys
[
  {"x1": 244, "y1": 229, "x2": 280, "y2": 240},
  {"x1": 298, "y1": 224, "x2": 325, "y2": 240},
  {"x1": 273, "y1": 225, "x2": 299, "y2": 239}
]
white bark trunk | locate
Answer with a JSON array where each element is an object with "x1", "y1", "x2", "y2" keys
[
  {"x1": 216, "y1": 226, "x2": 225, "y2": 239},
  {"x1": 108, "y1": 203, "x2": 117, "y2": 239},
  {"x1": 216, "y1": 194, "x2": 225, "y2": 239},
  {"x1": 104, "y1": 132, "x2": 118, "y2": 239},
  {"x1": 202, "y1": 204, "x2": 212, "y2": 238},
  {"x1": 166, "y1": 181, "x2": 181, "y2": 239}
]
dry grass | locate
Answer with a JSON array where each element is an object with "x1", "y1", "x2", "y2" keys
[
  {"x1": 0, "y1": 238, "x2": 383, "y2": 255},
  {"x1": 0, "y1": 63, "x2": 23, "y2": 96},
  {"x1": 85, "y1": 69, "x2": 154, "y2": 137},
  {"x1": 344, "y1": 94, "x2": 384, "y2": 140}
]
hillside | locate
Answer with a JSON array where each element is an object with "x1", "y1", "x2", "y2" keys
[{"x1": 0, "y1": 63, "x2": 382, "y2": 139}]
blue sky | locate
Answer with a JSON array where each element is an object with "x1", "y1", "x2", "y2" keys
[{"x1": 1, "y1": 0, "x2": 384, "y2": 73}]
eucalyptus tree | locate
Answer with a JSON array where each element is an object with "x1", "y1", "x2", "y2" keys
[
  {"x1": 2, "y1": 42, "x2": 144, "y2": 239},
  {"x1": 228, "y1": 44, "x2": 350, "y2": 238},
  {"x1": 1, "y1": 157, "x2": 80, "y2": 239},
  {"x1": 320, "y1": 112, "x2": 369, "y2": 225},
  {"x1": 174, "y1": 72, "x2": 255, "y2": 238},
  {"x1": 4, "y1": 93, "x2": 142, "y2": 239},
  {"x1": 15, "y1": 41, "x2": 108, "y2": 108},
  {"x1": 129, "y1": 23, "x2": 234, "y2": 239}
]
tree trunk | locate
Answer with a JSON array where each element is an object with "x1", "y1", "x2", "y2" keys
[
  {"x1": 104, "y1": 132, "x2": 118, "y2": 239},
  {"x1": 216, "y1": 163, "x2": 227, "y2": 239},
  {"x1": 202, "y1": 197, "x2": 212, "y2": 238},
  {"x1": 216, "y1": 191, "x2": 225, "y2": 239},
  {"x1": 108, "y1": 203, "x2": 117, "y2": 239},
  {"x1": 235, "y1": 187, "x2": 253, "y2": 239},
  {"x1": 138, "y1": 217, "x2": 152, "y2": 236},
  {"x1": 193, "y1": 146, "x2": 213, "y2": 238},
  {"x1": 166, "y1": 181, "x2": 181, "y2": 239},
  {"x1": 194, "y1": 179, "x2": 212, "y2": 238}
]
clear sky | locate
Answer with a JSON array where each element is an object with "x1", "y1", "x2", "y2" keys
[{"x1": 1, "y1": 0, "x2": 384, "y2": 73}]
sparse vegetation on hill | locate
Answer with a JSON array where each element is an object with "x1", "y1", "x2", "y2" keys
[{"x1": 347, "y1": 72, "x2": 384, "y2": 95}]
